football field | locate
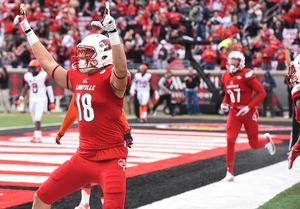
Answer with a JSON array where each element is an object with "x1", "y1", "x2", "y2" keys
[{"x1": 0, "y1": 115, "x2": 298, "y2": 209}]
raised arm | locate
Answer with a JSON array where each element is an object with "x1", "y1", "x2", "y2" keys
[
  {"x1": 13, "y1": 3, "x2": 71, "y2": 90},
  {"x1": 285, "y1": 40, "x2": 292, "y2": 66},
  {"x1": 91, "y1": 2, "x2": 127, "y2": 98}
]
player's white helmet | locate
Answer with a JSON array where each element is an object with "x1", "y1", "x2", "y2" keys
[
  {"x1": 286, "y1": 54, "x2": 300, "y2": 86},
  {"x1": 226, "y1": 51, "x2": 245, "y2": 74},
  {"x1": 72, "y1": 34, "x2": 113, "y2": 73}
]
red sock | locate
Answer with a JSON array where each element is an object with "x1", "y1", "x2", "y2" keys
[
  {"x1": 227, "y1": 164, "x2": 234, "y2": 175},
  {"x1": 294, "y1": 141, "x2": 300, "y2": 151}
]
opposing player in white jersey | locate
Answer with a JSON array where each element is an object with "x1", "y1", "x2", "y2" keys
[
  {"x1": 134, "y1": 64, "x2": 153, "y2": 122},
  {"x1": 18, "y1": 59, "x2": 55, "y2": 143}
]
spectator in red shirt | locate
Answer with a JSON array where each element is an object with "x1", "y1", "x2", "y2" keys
[
  {"x1": 275, "y1": 46, "x2": 286, "y2": 70},
  {"x1": 66, "y1": 7, "x2": 78, "y2": 27},
  {"x1": 81, "y1": 2, "x2": 92, "y2": 16},
  {"x1": 218, "y1": 47, "x2": 228, "y2": 70},
  {"x1": 260, "y1": 31, "x2": 281, "y2": 54},
  {"x1": 32, "y1": 6, "x2": 44, "y2": 22},
  {"x1": 1, "y1": 15, "x2": 14, "y2": 42},
  {"x1": 148, "y1": 0, "x2": 160, "y2": 15},
  {"x1": 252, "y1": 52, "x2": 262, "y2": 68},
  {"x1": 0, "y1": 2, "x2": 8, "y2": 17},
  {"x1": 202, "y1": 45, "x2": 217, "y2": 70},
  {"x1": 165, "y1": 6, "x2": 181, "y2": 29},
  {"x1": 127, "y1": 0, "x2": 137, "y2": 19},
  {"x1": 116, "y1": 0, "x2": 127, "y2": 16},
  {"x1": 261, "y1": 42, "x2": 273, "y2": 70},
  {"x1": 287, "y1": 3, "x2": 299, "y2": 28},
  {"x1": 11, "y1": 0, "x2": 21, "y2": 17},
  {"x1": 144, "y1": 36, "x2": 159, "y2": 68},
  {"x1": 90, "y1": 10, "x2": 100, "y2": 22}
]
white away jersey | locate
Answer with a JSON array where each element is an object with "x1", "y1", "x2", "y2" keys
[
  {"x1": 134, "y1": 72, "x2": 152, "y2": 92},
  {"x1": 24, "y1": 71, "x2": 50, "y2": 102}
]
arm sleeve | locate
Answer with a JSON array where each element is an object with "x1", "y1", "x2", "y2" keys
[
  {"x1": 158, "y1": 77, "x2": 166, "y2": 91},
  {"x1": 247, "y1": 78, "x2": 266, "y2": 109},
  {"x1": 120, "y1": 108, "x2": 131, "y2": 132},
  {"x1": 196, "y1": 75, "x2": 200, "y2": 86},
  {"x1": 222, "y1": 91, "x2": 231, "y2": 105},
  {"x1": 46, "y1": 86, "x2": 55, "y2": 103},
  {"x1": 221, "y1": 73, "x2": 230, "y2": 105},
  {"x1": 59, "y1": 95, "x2": 77, "y2": 134}
]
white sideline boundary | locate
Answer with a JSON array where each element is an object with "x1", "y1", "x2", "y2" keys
[{"x1": 138, "y1": 159, "x2": 300, "y2": 209}]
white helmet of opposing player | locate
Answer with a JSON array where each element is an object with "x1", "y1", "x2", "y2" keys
[
  {"x1": 226, "y1": 51, "x2": 245, "y2": 74},
  {"x1": 72, "y1": 34, "x2": 113, "y2": 73},
  {"x1": 286, "y1": 54, "x2": 300, "y2": 86}
]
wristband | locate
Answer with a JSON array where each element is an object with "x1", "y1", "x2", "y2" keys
[
  {"x1": 26, "y1": 31, "x2": 39, "y2": 46},
  {"x1": 108, "y1": 31, "x2": 121, "y2": 45}
]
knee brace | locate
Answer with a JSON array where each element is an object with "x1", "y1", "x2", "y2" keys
[
  {"x1": 103, "y1": 200, "x2": 121, "y2": 209},
  {"x1": 103, "y1": 171, "x2": 125, "y2": 208},
  {"x1": 105, "y1": 171, "x2": 124, "y2": 194}
]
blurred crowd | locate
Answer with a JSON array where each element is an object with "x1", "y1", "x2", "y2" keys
[{"x1": 1, "y1": 0, "x2": 300, "y2": 71}]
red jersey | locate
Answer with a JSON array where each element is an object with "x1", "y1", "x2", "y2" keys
[
  {"x1": 292, "y1": 84, "x2": 300, "y2": 122},
  {"x1": 219, "y1": 52, "x2": 228, "y2": 68},
  {"x1": 165, "y1": 12, "x2": 181, "y2": 25},
  {"x1": 275, "y1": 51, "x2": 286, "y2": 63},
  {"x1": 261, "y1": 48, "x2": 273, "y2": 64},
  {"x1": 221, "y1": 68, "x2": 266, "y2": 109},
  {"x1": 202, "y1": 49, "x2": 217, "y2": 63},
  {"x1": 68, "y1": 65, "x2": 131, "y2": 161},
  {"x1": 127, "y1": 4, "x2": 137, "y2": 16},
  {"x1": 263, "y1": 36, "x2": 281, "y2": 54}
]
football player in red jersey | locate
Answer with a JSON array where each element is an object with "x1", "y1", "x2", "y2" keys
[
  {"x1": 286, "y1": 54, "x2": 300, "y2": 170},
  {"x1": 220, "y1": 51, "x2": 276, "y2": 182},
  {"x1": 14, "y1": 2, "x2": 130, "y2": 208},
  {"x1": 54, "y1": 95, "x2": 132, "y2": 209}
]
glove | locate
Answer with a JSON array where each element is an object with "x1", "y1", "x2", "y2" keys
[
  {"x1": 124, "y1": 128, "x2": 133, "y2": 148},
  {"x1": 91, "y1": 1, "x2": 117, "y2": 33},
  {"x1": 49, "y1": 103, "x2": 55, "y2": 111},
  {"x1": 220, "y1": 103, "x2": 229, "y2": 113},
  {"x1": 236, "y1": 106, "x2": 250, "y2": 116},
  {"x1": 56, "y1": 132, "x2": 64, "y2": 145},
  {"x1": 13, "y1": 3, "x2": 32, "y2": 34},
  {"x1": 17, "y1": 96, "x2": 24, "y2": 107}
]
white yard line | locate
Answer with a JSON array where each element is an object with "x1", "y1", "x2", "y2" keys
[{"x1": 138, "y1": 160, "x2": 300, "y2": 209}]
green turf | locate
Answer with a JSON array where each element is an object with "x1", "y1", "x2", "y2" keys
[
  {"x1": 0, "y1": 112, "x2": 67, "y2": 128},
  {"x1": 0, "y1": 111, "x2": 291, "y2": 128},
  {"x1": 257, "y1": 182, "x2": 300, "y2": 209}
]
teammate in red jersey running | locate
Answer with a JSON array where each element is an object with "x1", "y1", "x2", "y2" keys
[
  {"x1": 54, "y1": 95, "x2": 132, "y2": 209},
  {"x1": 286, "y1": 54, "x2": 300, "y2": 170},
  {"x1": 18, "y1": 59, "x2": 55, "y2": 143},
  {"x1": 220, "y1": 51, "x2": 276, "y2": 182},
  {"x1": 14, "y1": 2, "x2": 130, "y2": 208}
]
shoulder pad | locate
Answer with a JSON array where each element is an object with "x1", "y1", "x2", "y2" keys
[
  {"x1": 292, "y1": 84, "x2": 300, "y2": 95},
  {"x1": 245, "y1": 69, "x2": 254, "y2": 78}
]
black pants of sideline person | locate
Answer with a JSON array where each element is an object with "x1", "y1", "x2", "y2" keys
[
  {"x1": 152, "y1": 94, "x2": 174, "y2": 116},
  {"x1": 134, "y1": 92, "x2": 140, "y2": 119}
]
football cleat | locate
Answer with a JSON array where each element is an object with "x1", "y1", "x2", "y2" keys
[
  {"x1": 152, "y1": 110, "x2": 157, "y2": 116},
  {"x1": 288, "y1": 147, "x2": 300, "y2": 170},
  {"x1": 140, "y1": 118, "x2": 147, "y2": 123},
  {"x1": 30, "y1": 137, "x2": 41, "y2": 143},
  {"x1": 74, "y1": 203, "x2": 90, "y2": 209},
  {"x1": 264, "y1": 133, "x2": 275, "y2": 155},
  {"x1": 221, "y1": 171, "x2": 234, "y2": 182}
]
